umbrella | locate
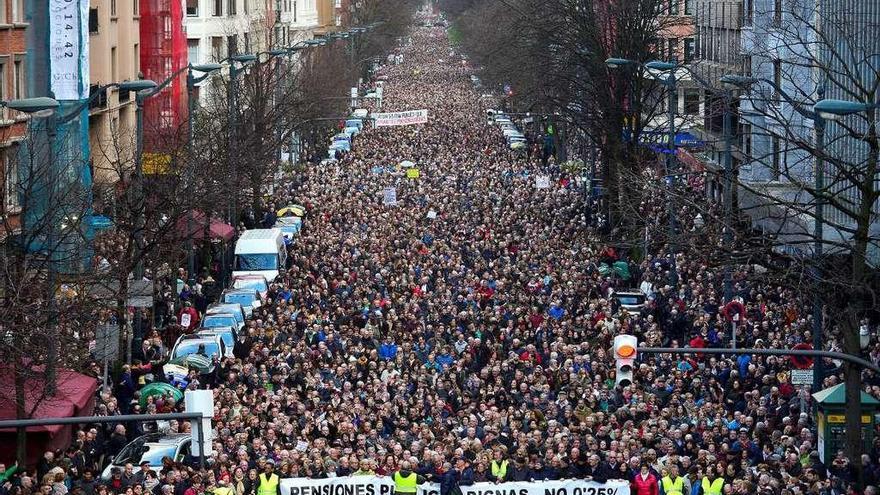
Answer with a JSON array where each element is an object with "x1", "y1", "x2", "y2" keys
[
  {"x1": 399, "y1": 160, "x2": 416, "y2": 168},
  {"x1": 168, "y1": 354, "x2": 213, "y2": 374},
  {"x1": 138, "y1": 382, "x2": 183, "y2": 408},
  {"x1": 277, "y1": 205, "x2": 305, "y2": 217}
]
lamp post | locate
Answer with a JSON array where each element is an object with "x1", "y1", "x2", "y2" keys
[
  {"x1": 723, "y1": 74, "x2": 830, "y2": 392},
  {"x1": 3, "y1": 97, "x2": 61, "y2": 394},
  {"x1": 606, "y1": 58, "x2": 683, "y2": 287},
  {"x1": 119, "y1": 79, "x2": 159, "y2": 362},
  {"x1": 183, "y1": 63, "x2": 223, "y2": 284},
  {"x1": 225, "y1": 53, "x2": 257, "y2": 284}
]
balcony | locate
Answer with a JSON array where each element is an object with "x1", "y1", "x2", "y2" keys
[{"x1": 88, "y1": 85, "x2": 108, "y2": 110}]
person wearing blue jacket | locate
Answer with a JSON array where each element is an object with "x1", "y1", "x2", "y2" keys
[{"x1": 379, "y1": 337, "x2": 398, "y2": 360}]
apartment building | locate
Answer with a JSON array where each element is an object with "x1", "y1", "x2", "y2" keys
[
  {"x1": 87, "y1": 0, "x2": 140, "y2": 190},
  {"x1": 737, "y1": 0, "x2": 880, "y2": 261},
  {"x1": 0, "y1": 0, "x2": 28, "y2": 237},
  {"x1": 185, "y1": 0, "x2": 264, "y2": 102}
]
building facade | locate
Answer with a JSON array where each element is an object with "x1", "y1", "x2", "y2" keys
[
  {"x1": 87, "y1": 0, "x2": 140, "y2": 193},
  {"x1": 0, "y1": 0, "x2": 28, "y2": 237},
  {"x1": 737, "y1": 0, "x2": 880, "y2": 260}
]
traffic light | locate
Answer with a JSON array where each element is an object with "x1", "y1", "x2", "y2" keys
[{"x1": 613, "y1": 335, "x2": 638, "y2": 387}]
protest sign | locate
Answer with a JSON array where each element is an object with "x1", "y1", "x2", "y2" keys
[
  {"x1": 535, "y1": 175, "x2": 550, "y2": 189},
  {"x1": 407, "y1": 168, "x2": 421, "y2": 179},
  {"x1": 383, "y1": 187, "x2": 397, "y2": 205}
]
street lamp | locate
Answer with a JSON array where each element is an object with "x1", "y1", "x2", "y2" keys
[
  {"x1": 2, "y1": 96, "x2": 62, "y2": 393},
  {"x1": 607, "y1": 57, "x2": 681, "y2": 287},
  {"x1": 723, "y1": 73, "x2": 828, "y2": 393},
  {"x1": 814, "y1": 99, "x2": 879, "y2": 120}
]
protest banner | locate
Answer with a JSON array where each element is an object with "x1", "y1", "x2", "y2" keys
[
  {"x1": 407, "y1": 168, "x2": 421, "y2": 179},
  {"x1": 535, "y1": 175, "x2": 550, "y2": 189},
  {"x1": 383, "y1": 187, "x2": 398, "y2": 206},
  {"x1": 281, "y1": 476, "x2": 629, "y2": 495},
  {"x1": 373, "y1": 109, "x2": 429, "y2": 127}
]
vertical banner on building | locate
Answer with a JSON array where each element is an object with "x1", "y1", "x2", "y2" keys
[{"x1": 50, "y1": 0, "x2": 90, "y2": 100}]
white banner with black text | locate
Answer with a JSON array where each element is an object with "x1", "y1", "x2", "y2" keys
[
  {"x1": 373, "y1": 110, "x2": 429, "y2": 127},
  {"x1": 281, "y1": 475, "x2": 629, "y2": 495}
]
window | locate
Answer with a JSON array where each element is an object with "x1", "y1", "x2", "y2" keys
[
  {"x1": 0, "y1": 0, "x2": 7, "y2": 24},
  {"x1": 684, "y1": 0, "x2": 693, "y2": 15},
  {"x1": 773, "y1": 0, "x2": 782, "y2": 26},
  {"x1": 243, "y1": 32, "x2": 250, "y2": 52},
  {"x1": 668, "y1": 0, "x2": 678, "y2": 15},
  {"x1": 743, "y1": 0, "x2": 753, "y2": 26},
  {"x1": 111, "y1": 47, "x2": 118, "y2": 82},
  {"x1": 133, "y1": 0, "x2": 138, "y2": 15},
  {"x1": 89, "y1": 8, "x2": 99, "y2": 33},
  {"x1": 684, "y1": 89, "x2": 700, "y2": 115},
  {"x1": 334, "y1": 0, "x2": 340, "y2": 7},
  {"x1": 13, "y1": 0, "x2": 23, "y2": 22},
  {"x1": 213, "y1": 0, "x2": 221, "y2": 16},
  {"x1": 133, "y1": 44, "x2": 139, "y2": 74},
  {"x1": 667, "y1": 38, "x2": 678, "y2": 62},
  {"x1": 293, "y1": 0, "x2": 297, "y2": 21},
  {"x1": 227, "y1": 35, "x2": 237, "y2": 56},
  {"x1": 211, "y1": 36, "x2": 223, "y2": 60},
  {"x1": 227, "y1": 0, "x2": 235, "y2": 15},
  {"x1": 772, "y1": 60, "x2": 782, "y2": 104},
  {"x1": 739, "y1": 123, "x2": 752, "y2": 157},
  {"x1": 243, "y1": 0, "x2": 248, "y2": 13},
  {"x1": 13, "y1": 59, "x2": 23, "y2": 99},
  {"x1": 0, "y1": 62, "x2": 5, "y2": 120},
  {"x1": 771, "y1": 135, "x2": 780, "y2": 179},
  {"x1": 188, "y1": 39, "x2": 200, "y2": 64},
  {"x1": 3, "y1": 148, "x2": 19, "y2": 212},
  {"x1": 111, "y1": 0, "x2": 117, "y2": 16},
  {"x1": 683, "y1": 38, "x2": 695, "y2": 62},
  {"x1": 187, "y1": 0, "x2": 198, "y2": 16}
]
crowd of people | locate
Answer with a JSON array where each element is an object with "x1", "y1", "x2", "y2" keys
[{"x1": 6, "y1": 11, "x2": 880, "y2": 495}]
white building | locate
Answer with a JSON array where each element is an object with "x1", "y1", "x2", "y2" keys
[{"x1": 184, "y1": 0, "x2": 320, "y2": 101}]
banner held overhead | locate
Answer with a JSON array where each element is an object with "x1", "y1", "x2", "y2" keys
[{"x1": 373, "y1": 109, "x2": 429, "y2": 127}]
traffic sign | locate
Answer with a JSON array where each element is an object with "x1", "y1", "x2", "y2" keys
[{"x1": 790, "y1": 343, "x2": 815, "y2": 369}]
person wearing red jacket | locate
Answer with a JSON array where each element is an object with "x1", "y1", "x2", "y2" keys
[
  {"x1": 177, "y1": 301, "x2": 200, "y2": 332},
  {"x1": 631, "y1": 463, "x2": 659, "y2": 495}
]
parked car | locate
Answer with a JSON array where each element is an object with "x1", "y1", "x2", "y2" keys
[
  {"x1": 231, "y1": 274, "x2": 269, "y2": 301},
  {"x1": 276, "y1": 216, "x2": 303, "y2": 241},
  {"x1": 204, "y1": 304, "x2": 246, "y2": 331},
  {"x1": 220, "y1": 289, "x2": 262, "y2": 317},
  {"x1": 101, "y1": 433, "x2": 193, "y2": 480},
  {"x1": 170, "y1": 333, "x2": 225, "y2": 362},
  {"x1": 612, "y1": 290, "x2": 647, "y2": 314},
  {"x1": 196, "y1": 327, "x2": 236, "y2": 358}
]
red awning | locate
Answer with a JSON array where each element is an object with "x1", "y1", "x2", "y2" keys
[
  {"x1": 176, "y1": 210, "x2": 235, "y2": 242},
  {"x1": 0, "y1": 366, "x2": 98, "y2": 434}
]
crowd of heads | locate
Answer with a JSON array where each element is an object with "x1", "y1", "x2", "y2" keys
[{"x1": 6, "y1": 17, "x2": 880, "y2": 495}]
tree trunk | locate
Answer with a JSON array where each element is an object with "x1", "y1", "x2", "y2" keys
[{"x1": 14, "y1": 357, "x2": 27, "y2": 466}]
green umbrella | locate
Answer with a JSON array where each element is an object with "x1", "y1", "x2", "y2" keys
[
  {"x1": 612, "y1": 261, "x2": 631, "y2": 280},
  {"x1": 139, "y1": 382, "x2": 183, "y2": 408},
  {"x1": 168, "y1": 354, "x2": 213, "y2": 374}
]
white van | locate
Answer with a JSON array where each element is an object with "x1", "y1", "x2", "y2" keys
[{"x1": 232, "y1": 228, "x2": 286, "y2": 282}]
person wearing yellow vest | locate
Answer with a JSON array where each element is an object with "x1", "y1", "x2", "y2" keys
[
  {"x1": 661, "y1": 465, "x2": 686, "y2": 495},
  {"x1": 393, "y1": 461, "x2": 427, "y2": 495},
  {"x1": 256, "y1": 460, "x2": 281, "y2": 495},
  {"x1": 489, "y1": 450, "x2": 509, "y2": 483},
  {"x1": 700, "y1": 467, "x2": 724, "y2": 495}
]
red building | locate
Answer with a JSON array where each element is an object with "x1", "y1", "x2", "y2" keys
[
  {"x1": 139, "y1": 0, "x2": 189, "y2": 151},
  {"x1": 0, "y1": 2, "x2": 29, "y2": 239}
]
